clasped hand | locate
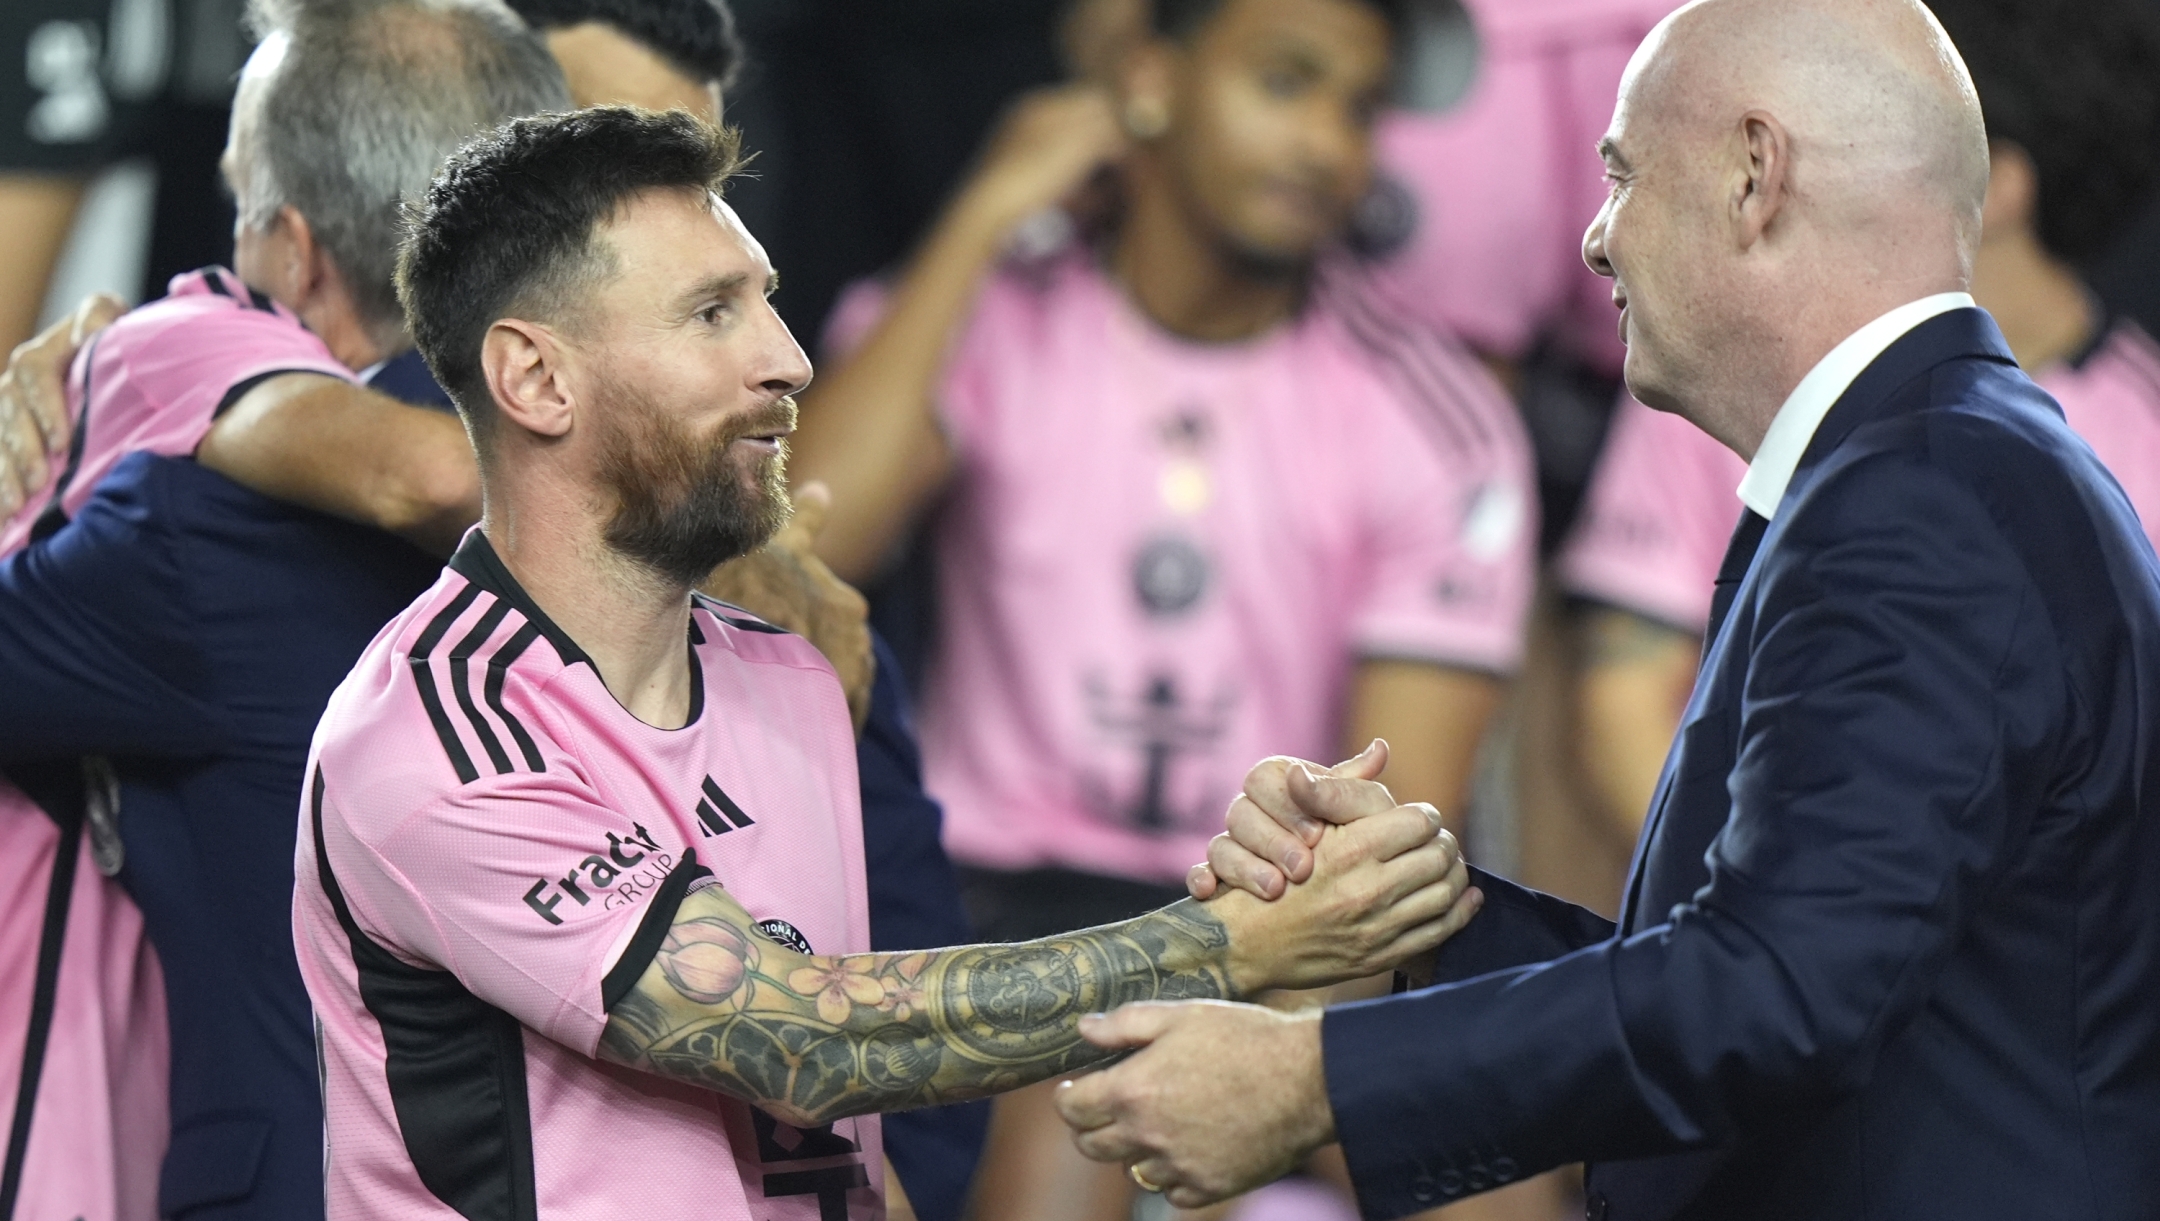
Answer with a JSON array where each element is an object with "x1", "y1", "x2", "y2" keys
[{"x1": 1054, "y1": 742, "x2": 1486, "y2": 1206}]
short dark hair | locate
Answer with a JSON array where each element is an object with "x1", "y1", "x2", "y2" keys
[
  {"x1": 1926, "y1": 0, "x2": 2160, "y2": 263},
  {"x1": 503, "y1": 0, "x2": 742, "y2": 91},
  {"x1": 397, "y1": 107, "x2": 748, "y2": 454},
  {"x1": 1152, "y1": 0, "x2": 1409, "y2": 42}
]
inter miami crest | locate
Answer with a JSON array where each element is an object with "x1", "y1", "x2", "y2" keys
[{"x1": 755, "y1": 918, "x2": 813, "y2": 954}]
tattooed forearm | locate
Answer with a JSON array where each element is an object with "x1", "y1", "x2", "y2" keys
[{"x1": 597, "y1": 889, "x2": 1235, "y2": 1126}]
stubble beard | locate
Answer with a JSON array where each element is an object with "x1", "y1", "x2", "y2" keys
[{"x1": 595, "y1": 383, "x2": 796, "y2": 589}]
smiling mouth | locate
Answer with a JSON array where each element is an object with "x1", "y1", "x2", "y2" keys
[{"x1": 734, "y1": 428, "x2": 792, "y2": 452}]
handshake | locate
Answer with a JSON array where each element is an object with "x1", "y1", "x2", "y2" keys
[{"x1": 1053, "y1": 739, "x2": 1486, "y2": 1205}]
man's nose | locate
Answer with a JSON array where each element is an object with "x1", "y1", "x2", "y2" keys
[
  {"x1": 754, "y1": 307, "x2": 814, "y2": 398},
  {"x1": 1583, "y1": 201, "x2": 1615, "y2": 279}
]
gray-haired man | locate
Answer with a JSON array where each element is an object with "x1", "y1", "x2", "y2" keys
[{"x1": 0, "y1": 2, "x2": 568, "y2": 1217}]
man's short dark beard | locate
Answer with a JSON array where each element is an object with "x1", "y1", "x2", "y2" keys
[{"x1": 596, "y1": 386, "x2": 795, "y2": 588}]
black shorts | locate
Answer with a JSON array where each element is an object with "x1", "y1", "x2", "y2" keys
[{"x1": 958, "y1": 866, "x2": 1191, "y2": 943}]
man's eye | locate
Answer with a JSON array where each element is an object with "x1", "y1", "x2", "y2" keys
[
  {"x1": 1262, "y1": 70, "x2": 1305, "y2": 98},
  {"x1": 699, "y1": 303, "x2": 729, "y2": 324}
]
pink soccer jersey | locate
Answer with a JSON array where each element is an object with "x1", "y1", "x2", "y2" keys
[
  {"x1": 0, "y1": 265, "x2": 345, "y2": 1221},
  {"x1": 296, "y1": 532, "x2": 882, "y2": 1221},
  {"x1": 1559, "y1": 318, "x2": 2160, "y2": 632},
  {"x1": 1556, "y1": 389, "x2": 1747, "y2": 631},
  {"x1": 825, "y1": 250, "x2": 1536, "y2": 883},
  {"x1": 1370, "y1": 0, "x2": 1680, "y2": 372},
  {"x1": 0, "y1": 266, "x2": 354, "y2": 556}
]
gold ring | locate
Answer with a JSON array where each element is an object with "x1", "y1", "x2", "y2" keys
[{"x1": 1129, "y1": 1164, "x2": 1166, "y2": 1194}]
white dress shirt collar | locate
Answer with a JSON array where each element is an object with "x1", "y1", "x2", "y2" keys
[{"x1": 1735, "y1": 292, "x2": 1976, "y2": 520}]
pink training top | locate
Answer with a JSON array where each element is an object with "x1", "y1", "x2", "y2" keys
[
  {"x1": 827, "y1": 249, "x2": 1536, "y2": 883},
  {"x1": 296, "y1": 531, "x2": 881, "y2": 1221},
  {"x1": 0, "y1": 266, "x2": 347, "y2": 1221},
  {"x1": 1369, "y1": 0, "x2": 1680, "y2": 372},
  {"x1": 1559, "y1": 318, "x2": 2160, "y2": 631}
]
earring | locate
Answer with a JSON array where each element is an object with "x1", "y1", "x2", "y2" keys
[{"x1": 1124, "y1": 95, "x2": 1170, "y2": 140}]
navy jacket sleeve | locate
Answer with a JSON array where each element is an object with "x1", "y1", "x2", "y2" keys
[
  {"x1": 0, "y1": 455, "x2": 224, "y2": 761},
  {"x1": 1322, "y1": 448, "x2": 2058, "y2": 1219},
  {"x1": 855, "y1": 631, "x2": 988, "y2": 1221},
  {"x1": 1425, "y1": 868, "x2": 1616, "y2": 985}
]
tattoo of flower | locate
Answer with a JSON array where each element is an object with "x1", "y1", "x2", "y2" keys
[
  {"x1": 660, "y1": 916, "x2": 755, "y2": 1005},
  {"x1": 788, "y1": 962, "x2": 887, "y2": 1024},
  {"x1": 877, "y1": 953, "x2": 931, "y2": 1021}
]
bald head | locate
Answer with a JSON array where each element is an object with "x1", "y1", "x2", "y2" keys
[
  {"x1": 1634, "y1": 0, "x2": 1988, "y2": 254},
  {"x1": 1584, "y1": 0, "x2": 1991, "y2": 455}
]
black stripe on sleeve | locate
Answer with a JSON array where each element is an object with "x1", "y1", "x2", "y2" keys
[
  {"x1": 449, "y1": 601, "x2": 515, "y2": 775},
  {"x1": 410, "y1": 586, "x2": 483, "y2": 784},
  {"x1": 309, "y1": 770, "x2": 540, "y2": 1221},
  {"x1": 600, "y1": 850, "x2": 715, "y2": 1011},
  {"x1": 243, "y1": 284, "x2": 279, "y2": 314},
  {"x1": 200, "y1": 268, "x2": 236, "y2": 299},
  {"x1": 485, "y1": 624, "x2": 547, "y2": 773}
]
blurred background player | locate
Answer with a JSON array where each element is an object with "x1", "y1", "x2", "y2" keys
[
  {"x1": 789, "y1": 0, "x2": 1537, "y2": 1217},
  {"x1": 1557, "y1": 0, "x2": 2160, "y2": 858}
]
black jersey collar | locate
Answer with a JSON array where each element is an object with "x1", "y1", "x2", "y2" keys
[{"x1": 447, "y1": 530, "x2": 706, "y2": 727}]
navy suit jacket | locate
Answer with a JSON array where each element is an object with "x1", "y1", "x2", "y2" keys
[{"x1": 1324, "y1": 310, "x2": 2160, "y2": 1221}]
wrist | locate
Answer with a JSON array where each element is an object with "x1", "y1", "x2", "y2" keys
[
  {"x1": 1205, "y1": 892, "x2": 1274, "y2": 998},
  {"x1": 1281, "y1": 1010, "x2": 1337, "y2": 1150}
]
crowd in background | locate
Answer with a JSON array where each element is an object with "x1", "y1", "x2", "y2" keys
[{"x1": 2, "y1": 1, "x2": 2157, "y2": 1220}]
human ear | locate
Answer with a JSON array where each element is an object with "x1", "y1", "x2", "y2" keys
[
  {"x1": 1980, "y1": 140, "x2": 2037, "y2": 240},
  {"x1": 1734, "y1": 110, "x2": 1790, "y2": 250},
  {"x1": 253, "y1": 205, "x2": 315, "y2": 305},
  {"x1": 481, "y1": 319, "x2": 575, "y2": 441}
]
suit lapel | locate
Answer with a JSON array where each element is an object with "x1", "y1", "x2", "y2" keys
[{"x1": 1617, "y1": 509, "x2": 1770, "y2": 932}]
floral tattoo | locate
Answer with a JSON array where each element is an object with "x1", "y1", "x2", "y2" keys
[{"x1": 599, "y1": 890, "x2": 1235, "y2": 1126}]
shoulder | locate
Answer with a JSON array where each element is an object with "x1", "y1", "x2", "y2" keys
[
  {"x1": 1309, "y1": 267, "x2": 1531, "y2": 474},
  {"x1": 315, "y1": 567, "x2": 578, "y2": 821},
  {"x1": 82, "y1": 269, "x2": 351, "y2": 447},
  {"x1": 1780, "y1": 371, "x2": 2109, "y2": 587},
  {"x1": 96, "y1": 268, "x2": 330, "y2": 361},
  {"x1": 690, "y1": 594, "x2": 838, "y2": 678}
]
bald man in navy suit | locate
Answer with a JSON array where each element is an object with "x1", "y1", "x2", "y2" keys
[{"x1": 1049, "y1": 2, "x2": 2160, "y2": 1219}]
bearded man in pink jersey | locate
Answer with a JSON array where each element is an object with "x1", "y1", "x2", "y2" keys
[
  {"x1": 1556, "y1": 0, "x2": 2160, "y2": 844},
  {"x1": 295, "y1": 105, "x2": 1478, "y2": 1221}
]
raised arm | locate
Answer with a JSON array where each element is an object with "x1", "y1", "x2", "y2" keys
[
  {"x1": 598, "y1": 797, "x2": 1475, "y2": 1126},
  {"x1": 788, "y1": 85, "x2": 1124, "y2": 583},
  {"x1": 196, "y1": 373, "x2": 481, "y2": 556}
]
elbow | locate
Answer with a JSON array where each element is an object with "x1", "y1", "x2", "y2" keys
[{"x1": 378, "y1": 453, "x2": 481, "y2": 554}]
